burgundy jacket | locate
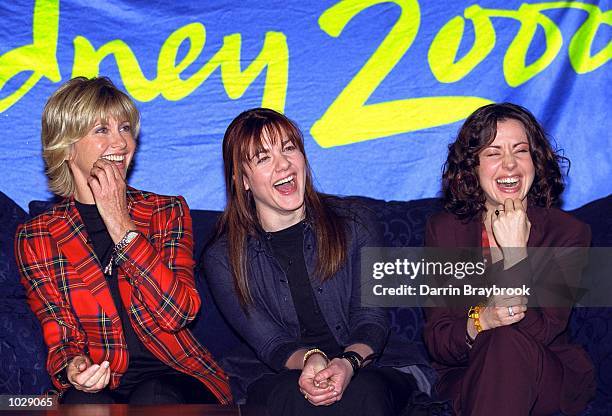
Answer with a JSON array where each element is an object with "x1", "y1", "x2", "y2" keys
[{"x1": 423, "y1": 206, "x2": 595, "y2": 414}]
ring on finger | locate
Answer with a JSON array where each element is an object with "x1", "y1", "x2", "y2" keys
[{"x1": 508, "y1": 306, "x2": 515, "y2": 317}]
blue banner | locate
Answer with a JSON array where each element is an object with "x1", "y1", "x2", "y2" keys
[{"x1": 1, "y1": 0, "x2": 610, "y2": 211}]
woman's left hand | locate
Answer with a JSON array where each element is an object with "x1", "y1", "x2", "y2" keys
[
  {"x1": 88, "y1": 158, "x2": 135, "y2": 243},
  {"x1": 299, "y1": 354, "x2": 336, "y2": 406},
  {"x1": 491, "y1": 198, "x2": 531, "y2": 269},
  {"x1": 491, "y1": 198, "x2": 531, "y2": 248},
  {"x1": 312, "y1": 358, "x2": 353, "y2": 405}
]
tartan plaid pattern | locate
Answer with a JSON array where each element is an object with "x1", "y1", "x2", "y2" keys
[{"x1": 15, "y1": 188, "x2": 232, "y2": 403}]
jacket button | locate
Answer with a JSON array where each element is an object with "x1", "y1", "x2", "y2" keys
[
  {"x1": 317, "y1": 287, "x2": 323, "y2": 293},
  {"x1": 335, "y1": 325, "x2": 341, "y2": 330},
  {"x1": 306, "y1": 245, "x2": 312, "y2": 250}
]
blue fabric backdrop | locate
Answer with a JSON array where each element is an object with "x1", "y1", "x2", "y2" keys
[{"x1": 1, "y1": 0, "x2": 610, "y2": 211}]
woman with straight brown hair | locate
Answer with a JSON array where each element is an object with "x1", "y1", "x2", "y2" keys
[{"x1": 203, "y1": 108, "x2": 432, "y2": 415}]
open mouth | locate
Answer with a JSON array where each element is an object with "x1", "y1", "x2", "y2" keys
[
  {"x1": 496, "y1": 176, "x2": 520, "y2": 192},
  {"x1": 273, "y1": 175, "x2": 296, "y2": 195},
  {"x1": 101, "y1": 154, "x2": 125, "y2": 162},
  {"x1": 101, "y1": 154, "x2": 128, "y2": 169}
]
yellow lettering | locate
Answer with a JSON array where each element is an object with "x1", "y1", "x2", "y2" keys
[
  {"x1": 503, "y1": 3, "x2": 563, "y2": 87},
  {"x1": 0, "y1": 0, "x2": 60, "y2": 112},
  {"x1": 311, "y1": 0, "x2": 491, "y2": 148},
  {"x1": 428, "y1": 5, "x2": 496, "y2": 83},
  {"x1": 429, "y1": 2, "x2": 609, "y2": 86},
  {"x1": 72, "y1": 22, "x2": 288, "y2": 110},
  {"x1": 213, "y1": 32, "x2": 288, "y2": 111},
  {"x1": 567, "y1": 3, "x2": 611, "y2": 74},
  {"x1": 71, "y1": 36, "x2": 157, "y2": 101}
]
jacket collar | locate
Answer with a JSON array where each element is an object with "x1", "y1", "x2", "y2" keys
[{"x1": 247, "y1": 218, "x2": 313, "y2": 254}]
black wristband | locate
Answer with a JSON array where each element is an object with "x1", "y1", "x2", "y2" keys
[{"x1": 338, "y1": 351, "x2": 363, "y2": 378}]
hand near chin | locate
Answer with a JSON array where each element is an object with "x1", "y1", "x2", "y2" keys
[
  {"x1": 491, "y1": 198, "x2": 531, "y2": 247},
  {"x1": 490, "y1": 198, "x2": 531, "y2": 268},
  {"x1": 88, "y1": 159, "x2": 135, "y2": 243}
]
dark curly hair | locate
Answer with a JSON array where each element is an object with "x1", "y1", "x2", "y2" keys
[{"x1": 442, "y1": 102, "x2": 567, "y2": 220}]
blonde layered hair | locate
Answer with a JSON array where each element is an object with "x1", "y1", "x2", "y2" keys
[{"x1": 42, "y1": 77, "x2": 140, "y2": 197}]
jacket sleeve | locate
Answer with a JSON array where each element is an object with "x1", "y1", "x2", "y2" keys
[
  {"x1": 422, "y1": 218, "x2": 471, "y2": 365},
  {"x1": 511, "y1": 222, "x2": 591, "y2": 345},
  {"x1": 15, "y1": 224, "x2": 87, "y2": 391},
  {"x1": 346, "y1": 205, "x2": 390, "y2": 354},
  {"x1": 115, "y1": 196, "x2": 199, "y2": 332},
  {"x1": 204, "y1": 252, "x2": 302, "y2": 372}
]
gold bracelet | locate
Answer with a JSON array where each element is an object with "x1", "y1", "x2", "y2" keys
[
  {"x1": 303, "y1": 348, "x2": 328, "y2": 367},
  {"x1": 468, "y1": 305, "x2": 483, "y2": 333}
]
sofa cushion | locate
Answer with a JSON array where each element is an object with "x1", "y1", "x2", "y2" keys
[
  {"x1": 0, "y1": 299, "x2": 51, "y2": 394},
  {"x1": 0, "y1": 191, "x2": 29, "y2": 299},
  {"x1": 0, "y1": 191, "x2": 51, "y2": 394},
  {"x1": 190, "y1": 209, "x2": 243, "y2": 359}
]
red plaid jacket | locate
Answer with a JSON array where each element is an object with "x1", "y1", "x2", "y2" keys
[{"x1": 15, "y1": 188, "x2": 232, "y2": 404}]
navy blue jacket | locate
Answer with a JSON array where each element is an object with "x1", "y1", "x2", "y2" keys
[{"x1": 203, "y1": 196, "x2": 432, "y2": 399}]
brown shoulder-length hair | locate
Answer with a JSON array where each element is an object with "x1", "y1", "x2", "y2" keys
[
  {"x1": 442, "y1": 102, "x2": 567, "y2": 220},
  {"x1": 216, "y1": 108, "x2": 346, "y2": 307}
]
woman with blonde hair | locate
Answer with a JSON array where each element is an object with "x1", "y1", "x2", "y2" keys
[{"x1": 15, "y1": 77, "x2": 231, "y2": 404}]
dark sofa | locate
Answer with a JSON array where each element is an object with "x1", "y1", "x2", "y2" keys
[{"x1": 1, "y1": 190, "x2": 611, "y2": 414}]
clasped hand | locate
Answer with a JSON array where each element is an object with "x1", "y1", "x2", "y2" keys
[{"x1": 298, "y1": 355, "x2": 353, "y2": 406}]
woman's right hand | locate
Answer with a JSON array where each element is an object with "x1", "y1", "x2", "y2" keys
[
  {"x1": 66, "y1": 355, "x2": 111, "y2": 393},
  {"x1": 298, "y1": 354, "x2": 336, "y2": 406},
  {"x1": 478, "y1": 296, "x2": 528, "y2": 331}
]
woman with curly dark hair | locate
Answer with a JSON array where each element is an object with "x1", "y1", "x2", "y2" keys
[{"x1": 423, "y1": 103, "x2": 595, "y2": 415}]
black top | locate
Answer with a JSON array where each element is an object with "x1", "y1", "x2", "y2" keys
[
  {"x1": 268, "y1": 221, "x2": 342, "y2": 357},
  {"x1": 76, "y1": 201, "x2": 174, "y2": 390}
]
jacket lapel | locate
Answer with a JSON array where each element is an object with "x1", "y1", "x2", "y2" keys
[
  {"x1": 48, "y1": 199, "x2": 119, "y2": 321},
  {"x1": 526, "y1": 205, "x2": 546, "y2": 247},
  {"x1": 454, "y1": 217, "x2": 481, "y2": 247}
]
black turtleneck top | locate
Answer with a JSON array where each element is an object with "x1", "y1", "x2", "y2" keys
[
  {"x1": 268, "y1": 221, "x2": 341, "y2": 357},
  {"x1": 75, "y1": 201, "x2": 174, "y2": 390}
]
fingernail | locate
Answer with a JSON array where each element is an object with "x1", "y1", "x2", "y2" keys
[
  {"x1": 91, "y1": 365, "x2": 100, "y2": 371},
  {"x1": 102, "y1": 361, "x2": 109, "y2": 368}
]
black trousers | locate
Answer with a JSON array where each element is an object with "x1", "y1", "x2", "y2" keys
[
  {"x1": 61, "y1": 372, "x2": 218, "y2": 404},
  {"x1": 247, "y1": 367, "x2": 419, "y2": 416}
]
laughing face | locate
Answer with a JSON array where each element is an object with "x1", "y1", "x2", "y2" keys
[
  {"x1": 68, "y1": 117, "x2": 135, "y2": 202},
  {"x1": 477, "y1": 118, "x2": 535, "y2": 213},
  {"x1": 242, "y1": 134, "x2": 306, "y2": 231}
]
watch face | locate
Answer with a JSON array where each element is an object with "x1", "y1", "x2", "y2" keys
[{"x1": 126, "y1": 231, "x2": 138, "y2": 242}]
